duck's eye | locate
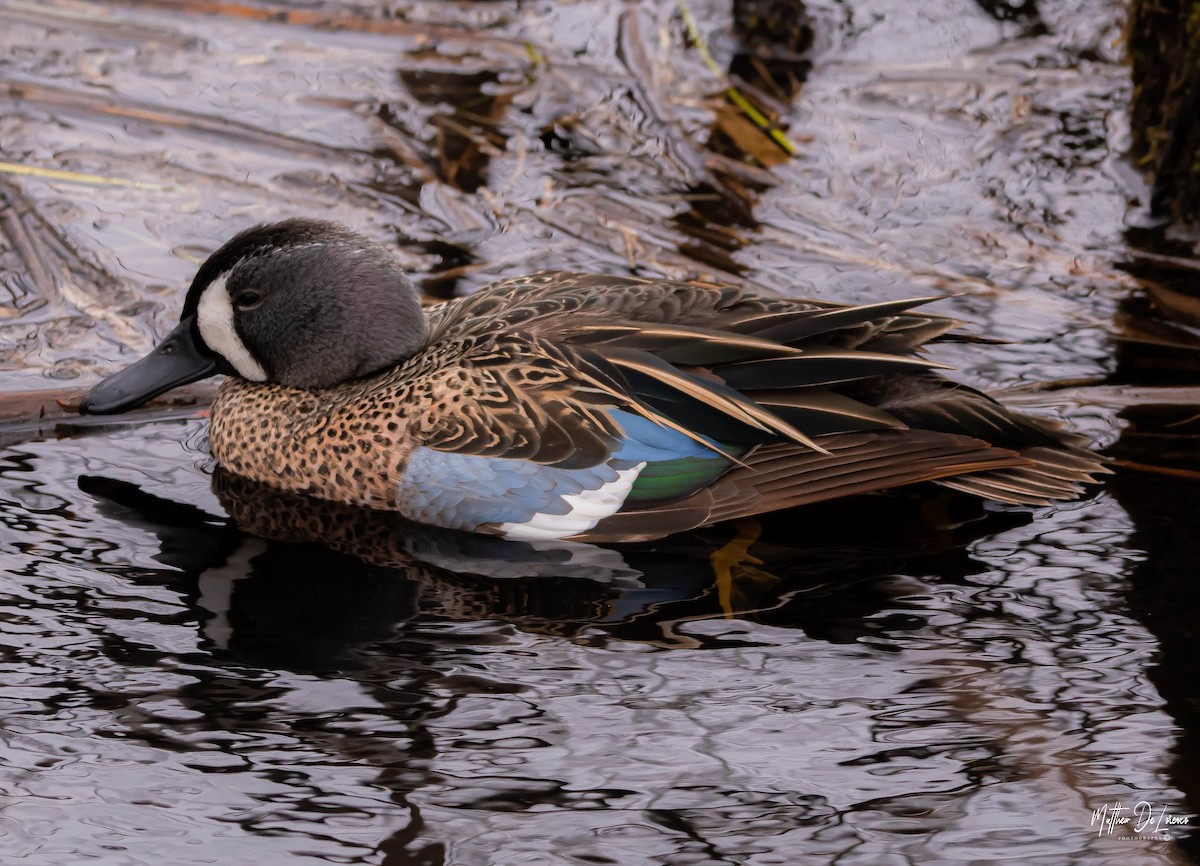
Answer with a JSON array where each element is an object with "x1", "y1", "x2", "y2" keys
[{"x1": 233, "y1": 290, "x2": 262, "y2": 310}]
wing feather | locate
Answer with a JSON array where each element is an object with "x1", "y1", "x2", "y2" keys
[{"x1": 404, "y1": 272, "x2": 1102, "y2": 536}]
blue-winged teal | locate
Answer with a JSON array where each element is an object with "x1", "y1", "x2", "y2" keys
[{"x1": 80, "y1": 219, "x2": 1105, "y2": 542}]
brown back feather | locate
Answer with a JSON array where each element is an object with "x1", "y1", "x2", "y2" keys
[{"x1": 412, "y1": 273, "x2": 1104, "y2": 532}]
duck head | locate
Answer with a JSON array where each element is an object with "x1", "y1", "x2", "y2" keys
[{"x1": 79, "y1": 219, "x2": 429, "y2": 414}]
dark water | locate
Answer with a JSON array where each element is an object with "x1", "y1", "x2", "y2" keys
[
  {"x1": 2, "y1": 0, "x2": 1199, "y2": 863},
  {"x1": 2, "y1": 425, "x2": 1187, "y2": 864}
]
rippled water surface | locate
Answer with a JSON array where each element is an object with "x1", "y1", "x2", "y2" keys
[{"x1": 2, "y1": 0, "x2": 1199, "y2": 863}]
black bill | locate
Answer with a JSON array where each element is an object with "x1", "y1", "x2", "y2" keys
[{"x1": 79, "y1": 316, "x2": 218, "y2": 415}]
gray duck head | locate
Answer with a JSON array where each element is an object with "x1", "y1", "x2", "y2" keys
[{"x1": 80, "y1": 219, "x2": 429, "y2": 414}]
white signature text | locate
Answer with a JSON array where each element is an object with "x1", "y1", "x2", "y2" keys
[{"x1": 1091, "y1": 801, "x2": 1191, "y2": 839}]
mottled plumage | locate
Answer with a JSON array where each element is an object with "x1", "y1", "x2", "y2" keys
[{"x1": 80, "y1": 219, "x2": 1107, "y2": 542}]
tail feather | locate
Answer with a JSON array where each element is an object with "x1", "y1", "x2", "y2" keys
[
  {"x1": 935, "y1": 445, "x2": 1109, "y2": 504},
  {"x1": 575, "y1": 427, "x2": 1107, "y2": 543},
  {"x1": 578, "y1": 430, "x2": 1029, "y2": 542}
]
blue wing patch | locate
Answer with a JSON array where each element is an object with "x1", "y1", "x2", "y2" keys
[
  {"x1": 397, "y1": 446, "x2": 636, "y2": 537},
  {"x1": 610, "y1": 410, "x2": 740, "y2": 505},
  {"x1": 397, "y1": 409, "x2": 736, "y2": 540},
  {"x1": 608, "y1": 410, "x2": 721, "y2": 462}
]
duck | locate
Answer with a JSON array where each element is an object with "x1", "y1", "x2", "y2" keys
[{"x1": 79, "y1": 218, "x2": 1106, "y2": 543}]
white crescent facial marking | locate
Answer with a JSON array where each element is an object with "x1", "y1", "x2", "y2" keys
[{"x1": 196, "y1": 273, "x2": 268, "y2": 382}]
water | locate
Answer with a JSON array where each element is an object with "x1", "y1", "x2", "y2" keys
[
  {"x1": 1, "y1": 0, "x2": 1198, "y2": 863},
  {"x1": 0, "y1": 426, "x2": 1186, "y2": 863}
]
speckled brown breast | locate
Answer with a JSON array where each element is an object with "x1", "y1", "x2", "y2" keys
[{"x1": 209, "y1": 372, "x2": 415, "y2": 511}]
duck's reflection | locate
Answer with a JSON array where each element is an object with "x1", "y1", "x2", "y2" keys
[
  {"x1": 75, "y1": 469, "x2": 1036, "y2": 864},
  {"x1": 80, "y1": 469, "x2": 1028, "y2": 660}
]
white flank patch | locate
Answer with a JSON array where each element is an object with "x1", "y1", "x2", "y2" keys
[
  {"x1": 196, "y1": 273, "x2": 268, "y2": 381},
  {"x1": 498, "y1": 462, "x2": 646, "y2": 541}
]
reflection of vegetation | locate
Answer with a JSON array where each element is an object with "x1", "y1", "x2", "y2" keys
[
  {"x1": 1108, "y1": 463, "x2": 1200, "y2": 861},
  {"x1": 971, "y1": 0, "x2": 1042, "y2": 28},
  {"x1": 1129, "y1": 0, "x2": 1200, "y2": 223},
  {"x1": 1114, "y1": 120, "x2": 1200, "y2": 480},
  {"x1": 730, "y1": 0, "x2": 813, "y2": 98},
  {"x1": 0, "y1": 160, "x2": 167, "y2": 190},
  {"x1": 678, "y1": 0, "x2": 802, "y2": 160}
]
